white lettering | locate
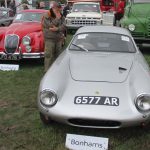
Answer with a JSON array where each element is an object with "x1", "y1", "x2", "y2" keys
[
  {"x1": 111, "y1": 98, "x2": 119, "y2": 106},
  {"x1": 95, "y1": 97, "x2": 101, "y2": 104},
  {"x1": 104, "y1": 97, "x2": 111, "y2": 105},
  {"x1": 89, "y1": 97, "x2": 94, "y2": 104}
]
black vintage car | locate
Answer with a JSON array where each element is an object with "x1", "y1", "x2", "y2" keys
[{"x1": 0, "y1": 7, "x2": 14, "y2": 26}]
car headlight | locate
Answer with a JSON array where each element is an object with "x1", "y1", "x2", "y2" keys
[
  {"x1": 40, "y1": 90, "x2": 58, "y2": 107},
  {"x1": 128, "y1": 24, "x2": 135, "y2": 31},
  {"x1": 135, "y1": 94, "x2": 150, "y2": 113},
  {"x1": 66, "y1": 18, "x2": 71, "y2": 24},
  {"x1": 22, "y1": 36, "x2": 31, "y2": 45}
]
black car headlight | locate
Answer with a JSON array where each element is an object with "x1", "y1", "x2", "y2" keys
[
  {"x1": 22, "y1": 36, "x2": 31, "y2": 45},
  {"x1": 135, "y1": 94, "x2": 150, "y2": 113},
  {"x1": 40, "y1": 90, "x2": 58, "y2": 107}
]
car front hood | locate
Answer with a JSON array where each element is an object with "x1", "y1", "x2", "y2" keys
[
  {"x1": 67, "y1": 12, "x2": 102, "y2": 18},
  {"x1": 69, "y1": 52, "x2": 134, "y2": 82},
  {"x1": 5, "y1": 22, "x2": 41, "y2": 35},
  {"x1": 132, "y1": 4, "x2": 150, "y2": 18}
]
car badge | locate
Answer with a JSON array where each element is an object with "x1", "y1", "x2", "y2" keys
[{"x1": 95, "y1": 91, "x2": 100, "y2": 95}]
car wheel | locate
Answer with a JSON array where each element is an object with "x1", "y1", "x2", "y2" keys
[{"x1": 39, "y1": 112, "x2": 53, "y2": 125}]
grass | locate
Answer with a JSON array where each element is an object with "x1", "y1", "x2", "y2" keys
[{"x1": 0, "y1": 34, "x2": 150, "y2": 150}]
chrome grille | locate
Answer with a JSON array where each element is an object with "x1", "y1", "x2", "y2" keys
[
  {"x1": 5, "y1": 34, "x2": 19, "y2": 54},
  {"x1": 71, "y1": 19, "x2": 97, "y2": 25},
  {"x1": 103, "y1": 12, "x2": 114, "y2": 26}
]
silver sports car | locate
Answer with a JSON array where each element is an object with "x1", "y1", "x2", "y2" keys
[{"x1": 38, "y1": 26, "x2": 150, "y2": 128}]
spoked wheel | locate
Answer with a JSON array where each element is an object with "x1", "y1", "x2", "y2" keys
[{"x1": 39, "y1": 112, "x2": 54, "y2": 125}]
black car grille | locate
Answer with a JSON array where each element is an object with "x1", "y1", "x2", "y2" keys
[
  {"x1": 5, "y1": 34, "x2": 19, "y2": 54},
  {"x1": 131, "y1": 31, "x2": 144, "y2": 38},
  {"x1": 68, "y1": 119, "x2": 121, "y2": 128}
]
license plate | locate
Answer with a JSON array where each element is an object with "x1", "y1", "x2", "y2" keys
[
  {"x1": 74, "y1": 96, "x2": 119, "y2": 106},
  {"x1": 0, "y1": 54, "x2": 21, "y2": 60}
]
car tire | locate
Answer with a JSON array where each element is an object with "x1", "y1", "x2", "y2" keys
[{"x1": 39, "y1": 112, "x2": 53, "y2": 125}]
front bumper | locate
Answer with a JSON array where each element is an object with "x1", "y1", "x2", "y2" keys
[
  {"x1": 133, "y1": 37, "x2": 150, "y2": 47},
  {"x1": 38, "y1": 101, "x2": 150, "y2": 129},
  {"x1": 22, "y1": 52, "x2": 44, "y2": 59},
  {"x1": 0, "y1": 52, "x2": 44, "y2": 60}
]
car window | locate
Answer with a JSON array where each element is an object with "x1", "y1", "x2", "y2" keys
[
  {"x1": 14, "y1": 12, "x2": 44, "y2": 22},
  {"x1": 0, "y1": 10, "x2": 8, "y2": 17},
  {"x1": 134, "y1": 0, "x2": 150, "y2": 3},
  {"x1": 69, "y1": 33, "x2": 136, "y2": 53},
  {"x1": 72, "y1": 4, "x2": 100, "y2": 13}
]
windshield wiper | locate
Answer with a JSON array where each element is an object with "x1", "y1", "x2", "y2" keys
[{"x1": 71, "y1": 43, "x2": 88, "y2": 52}]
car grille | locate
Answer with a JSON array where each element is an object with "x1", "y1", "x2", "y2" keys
[
  {"x1": 131, "y1": 31, "x2": 145, "y2": 38},
  {"x1": 71, "y1": 19, "x2": 97, "y2": 26},
  {"x1": 5, "y1": 34, "x2": 19, "y2": 54},
  {"x1": 147, "y1": 17, "x2": 150, "y2": 37},
  {"x1": 103, "y1": 13, "x2": 114, "y2": 25},
  {"x1": 68, "y1": 119, "x2": 121, "y2": 128}
]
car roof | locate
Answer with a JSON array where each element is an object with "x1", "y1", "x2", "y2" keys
[
  {"x1": 76, "y1": 26, "x2": 131, "y2": 37},
  {"x1": 74, "y1": 2, "x2": 99, "y2": 5},
  {"x1": 19, "y1": 9, "x2": 48, "y2": 13}
]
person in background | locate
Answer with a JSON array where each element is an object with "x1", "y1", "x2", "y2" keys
[
  {"x1": 114, "y1": 0, "x2": 125, "y2": 26},
  {"x1": 23, "y1": 4, "x2": 29, "y2": 10},
  {"x1": 21, "y1": 0, "x2": 29, "y2": 10},
  {"x1": 63, "y1": 3, "x2": 71, "y2": 17},
  {"x1": 39, "y1": 1, "x2": 45, "y2": 9},
  {"x1": 9, "y1": 0, "x2": 16, "y2": 15},
  {"x1": 42, "y1": 1, "x2": 66, "y2": 72},
  {"x1": 35, "y1": 1, "x2": 40, "y2": 9}
]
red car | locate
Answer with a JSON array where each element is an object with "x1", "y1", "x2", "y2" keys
[{"x1": 0, "y1": 9, "x2": 48, "y2": 60}]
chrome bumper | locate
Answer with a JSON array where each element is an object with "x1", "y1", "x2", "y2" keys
[{"x1": 0, "y1": 52, "x2": 44, "y2": 60}]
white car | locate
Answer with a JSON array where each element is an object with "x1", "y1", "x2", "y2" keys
[
  {"x1": 65, "y1": 2, "x2": 102, "y2": 30},
  {"x1": 38, "y1": 26, "x2": 150, "y2": 128}
]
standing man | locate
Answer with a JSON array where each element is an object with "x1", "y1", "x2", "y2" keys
[
  {"x1": 42, "y1": 1, "x2": 66, "y2": 72},
  {"x1": 114, "y1": 0, "x2": 125, "y2": 26}
]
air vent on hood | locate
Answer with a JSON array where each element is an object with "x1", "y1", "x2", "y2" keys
[{"x1": 119, "y1": 67, "x2": 127, "y2": 73}]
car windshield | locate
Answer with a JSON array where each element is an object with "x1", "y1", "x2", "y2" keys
[
  {"x1": 13, "y1": 12, "x2": 44, "y2": 22},
  {"x1": 0, "y1": 10, "x2": 7, "y2": 16},
  {"x1": 133, "y1": 0, "x2": 150, "y2": 3},
  {"x1": 72, "y1": 3, "x2": 100, "y2": 13},
  {"x1": 0, "y1": 10, "x2": 8, "y2": 17},
  {"x1": 69, "y1": 33, "x2": 136, "y2": 53}
]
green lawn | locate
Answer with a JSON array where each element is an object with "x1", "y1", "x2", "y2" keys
[{"x1": 0, "y1": 35, "x2": 150, "y2": 150}]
